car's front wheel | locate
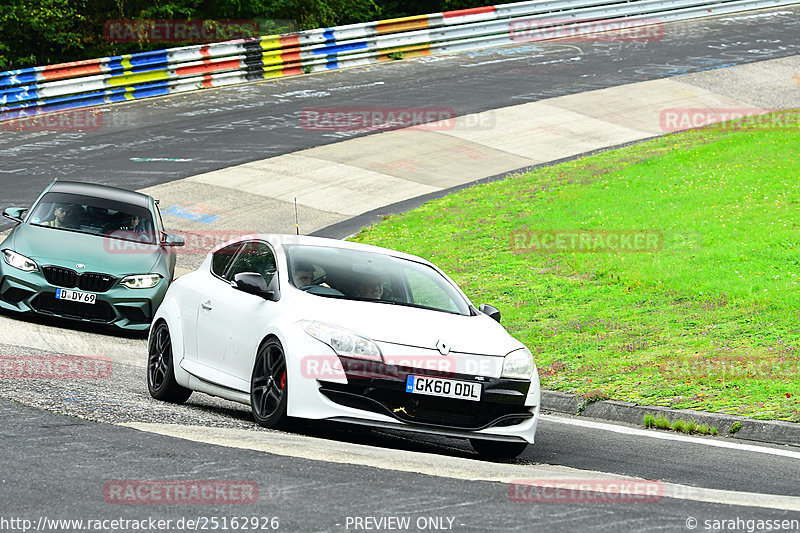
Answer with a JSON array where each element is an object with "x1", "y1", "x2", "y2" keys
[
  {"x1": 250, "y1": 338, "x2": 288, "y2": 428},
  {"x1": 469, "y1": 438, "x2": 529, "y2": 460},
  {"x1": 147, "y1": 321, "x2": 192, "y2": 403}
]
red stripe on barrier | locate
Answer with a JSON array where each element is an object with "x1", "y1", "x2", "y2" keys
[
  {"x1": 199, "y1": 45, "x2": 211, "y2": 59},
  {"x1": 282, "y1": 67, "x2": 303, "y2": 76},
  {"x1": 442, "y1": 6, "x2": 496, "y2": 18},
  {"x1": 202, "y1": 75, "x2": 214, "y2": 88},
  {"x1": 41, "y1": 59, "x2": 104, "y2": 80},
  {"x1": 281, "y1": 51, "x2": 301, "y2": 63},
  {"x1": 176, "y1": 58, "x2": 241, "y2": 76},
  {"x1": 280, "y1": 35, "x2": 300, "y2": 47}
]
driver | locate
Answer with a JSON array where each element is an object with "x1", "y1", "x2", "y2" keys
[
  {"x1": 47, "y1": 203, "x2": 79, "y2": 228},
  {"x1": 292, "y1": 261, "x2": 315, "y2": 288},
  {"x1": 356, "y1": 274, "x2": 384, "y2": 300}
]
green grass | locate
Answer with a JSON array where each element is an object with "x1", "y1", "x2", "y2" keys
[
  {"x1": 643, "y1": 413, "x2": 717, "y2": 435},
  {"x1": 352, "y1": 110, "x2": 800, "y2": 422}
]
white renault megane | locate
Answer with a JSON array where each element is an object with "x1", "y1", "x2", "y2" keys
[{"x1": 147, "y1": 234, "x2": 540, "y2": 458}]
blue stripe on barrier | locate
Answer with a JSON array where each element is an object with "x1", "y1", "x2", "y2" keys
[
  {"x1": 0, "y1": 72, "x2": 40, "y2": 89},
  {"x1": 312, "y1": 41, "x2": 369, "y2": 55},
  {"x1": 1, "y1": 80, "x2": 171, "y2": 119},
  {"x1": 323, "y1": 29, "x2": 336, "y2": 42},
  {"x1": 0, "y1": 67, "x2": 41, "y2": 88},
  {"x1": 0, "y1": 86, "x2": 39, "y2": 105},
  {"x1": 130, "y1": 51, "x2": 169, "y2": 68},
  {"x1": 325, "y1": 59, "x2": 339, "y2": 69},
  {"x1": 131, "y1": 82, "x2": 170, "y2": 98}
]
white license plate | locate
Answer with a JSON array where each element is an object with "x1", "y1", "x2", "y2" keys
[
  {"x1": 55, "y1": 288, "x2": 96, "y2": 305},
  {"x1": 406, "y1": 375, "x2": 482, "y2": 401}
]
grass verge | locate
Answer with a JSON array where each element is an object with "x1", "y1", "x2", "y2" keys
[{"x1": 352, "y1": 110, "x2": 800, "y2": 422}]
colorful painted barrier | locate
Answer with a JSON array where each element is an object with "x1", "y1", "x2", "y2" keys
[{"x1": 1, "y1": 0, "x2": 797, "y2": 121}]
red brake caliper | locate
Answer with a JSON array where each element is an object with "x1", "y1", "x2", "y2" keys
[{"x1": 279, "y1": 370, "x2": 286, "y2": 389}]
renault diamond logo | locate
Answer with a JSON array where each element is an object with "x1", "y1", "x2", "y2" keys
[{"x1": 435, "y1": 340, "x2": 450, "y2": 355}]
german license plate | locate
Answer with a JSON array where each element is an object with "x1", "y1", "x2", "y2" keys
[
  {"x1": 55, "y1": 288, "x2": 96, "y2": 305},
  {"x1": 406, "y1": 375, "x2": 481, "y2": 401}
]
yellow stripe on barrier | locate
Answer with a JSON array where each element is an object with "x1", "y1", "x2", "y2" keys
[
  {"x1": 380, "y1": 44, "x2": 432, "y2": 59},
  {"x1": 107, "y1": 69, "x2": 170, "y2": 86},
  {"x1": 261, "y1": 50, "x2": 286, "y2": 66},
  {"x1": 120, "y1": 56, "x2": 134, "y2": 71},
  {"x1": 376, "y1": 15, "x2": 430, "y2": 34},
  {"x1": 259, "y1": 37, "x2": 282, "y2": 51}
]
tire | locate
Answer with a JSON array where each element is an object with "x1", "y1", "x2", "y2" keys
[
  {"x1": 469, "y1": 438, "x2": 529, "y2": 459},
  {"x1": 250, "y1": 338, "x2": 288, "y2": 428},
  {"x1": 147, "y1": 321, "x2": 192, "y2": 403}
]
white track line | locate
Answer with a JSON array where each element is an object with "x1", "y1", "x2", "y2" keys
[
  {"x1": 542, "y1": 414, "x2": 800, "y2": 460},
  {"x1": 123, "y1": 422, "x2": 800, "y2": 512}
]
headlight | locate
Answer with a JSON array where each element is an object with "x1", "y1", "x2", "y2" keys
[
  {"x1": 502, "y1": 347, "x2": 535, "y2": 380},
  {"x1": 2, "y1": 249, "x2": 38, "y2": 272},
  {"x1": 120, "y1": 274, "x2": 163, "y2": 289},
  {"x1": 302, "y1": 320, "x2": 382, "y2": 360}
]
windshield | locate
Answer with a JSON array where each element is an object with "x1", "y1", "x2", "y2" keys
[
  {"x1": 28, "y1": 192, "x2": 156, "y2": 245},
  {"x1": 284, "y1": 244, "x2": 472, "y2": 316}
]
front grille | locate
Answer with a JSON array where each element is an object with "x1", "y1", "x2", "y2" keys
[
  {"x1": 32, "y1": 293, "x2": 116, "y2": 322},
  {"x1": 320, "y1": 384, "x2": 532, "y2": 431},
  {"x1": 78, "y1": 272, "x2": 116, "y2": 292},
  {"x1": 42, "y1": 266, "x2": 116, "y2": 293},
  {"x1": 43, "y1": 266, "x2": 77, "y2": 288}
]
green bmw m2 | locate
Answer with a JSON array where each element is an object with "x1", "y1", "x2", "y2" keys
[{"x1": 0, "y1": 180, "x2": 185, "y2": 331}]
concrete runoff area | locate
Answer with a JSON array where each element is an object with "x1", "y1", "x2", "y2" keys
[{"x1": 139, "y1": 55, "x2": 799, "y2": 240}]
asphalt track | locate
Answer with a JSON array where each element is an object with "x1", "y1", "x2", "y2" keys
[
  {"x1": 1, "y1": 7, "x2": 800, "y2": 533},
  {"x1": 1, "y1": 7, "x2": 800, "y2": 223}
]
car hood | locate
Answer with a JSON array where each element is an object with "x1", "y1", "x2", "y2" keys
[
  {"x1": 7, "y1": 223, "x2": 161, "y2": 274},
  {"x1": 294, "y1": 292, "x2": 522, "y2": 357}
]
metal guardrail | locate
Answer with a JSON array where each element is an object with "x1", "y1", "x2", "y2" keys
[{"x1": 1, "y1": 0, "x2": 797, "y2": 122}]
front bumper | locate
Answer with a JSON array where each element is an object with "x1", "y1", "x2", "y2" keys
[
  {"x1": 316, "y1": 356, "x2": 539, "y2": 442},
  {"x1": 0, "y1": 263, "x2": 167, "y2": 331}
]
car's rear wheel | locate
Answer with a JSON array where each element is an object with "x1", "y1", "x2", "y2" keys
[
  {"x1": 469, "y1": 438, "x2": 529, "y2": 459},
  {"x1": 147, "y1": 321, "x2": 192, "y2": 403},
  {"x1": 251, "y1": 338, "x2": 288, "y2": 428}
]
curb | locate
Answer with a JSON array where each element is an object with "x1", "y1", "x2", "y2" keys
[{"x1": 541, "y1": 390, "x2": 800, "y2": 447}]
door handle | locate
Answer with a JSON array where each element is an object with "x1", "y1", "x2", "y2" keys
[{"x1": 201, "y1": 300, "x2": 213, "y2": 310}]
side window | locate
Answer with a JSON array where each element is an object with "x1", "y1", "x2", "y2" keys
[
  {"x1": 211, "y1": 243, "x2": 242, "y2": 279},
  {"x1": 224, "y1": 241, "x2": 277, "y2": 283},
  {"x1": 405, "y1": 269, "x2": 458, "y2": 313}
]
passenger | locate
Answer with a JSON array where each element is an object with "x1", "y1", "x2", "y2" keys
[{"x1": 118, "y1": 213, "x2": 140, "y2": 231}]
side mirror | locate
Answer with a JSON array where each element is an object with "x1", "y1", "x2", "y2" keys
[
  {"x1": 479, "y1": 303, "x2": 501, "y2": 323},
  {"x1": 233, "y1": 272, "x2": 280, "y2": 302},
  {"x1": 2, "y1": 207, "x2": 26, "y2": 224},
  {"x1": 162, "y1": 232, "x2": 185, "y2": 247}
]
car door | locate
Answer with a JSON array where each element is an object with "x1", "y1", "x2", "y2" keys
[{"x1": 195, "y1": 240, "x2": 281, "y2": 391}]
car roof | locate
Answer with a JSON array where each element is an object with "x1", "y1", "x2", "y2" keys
[
  {"x1": 235, "y1": 234, "x2": 435, "y2": 267},
  {"x1": 47, "y1": 181, "x2": 152, "y2": 208}
]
